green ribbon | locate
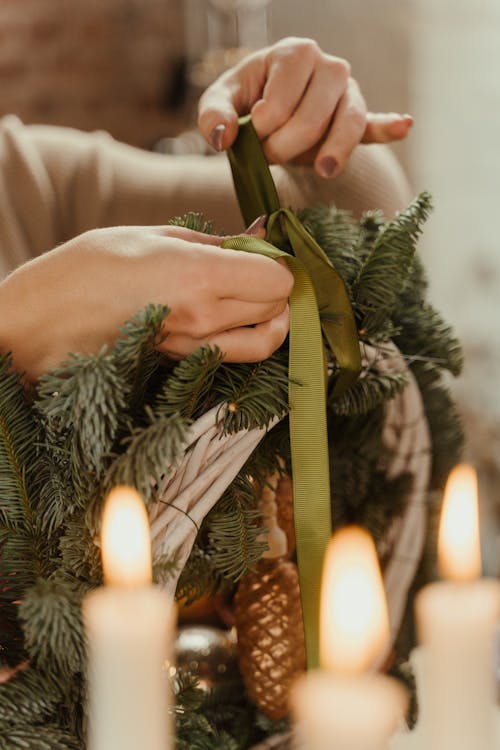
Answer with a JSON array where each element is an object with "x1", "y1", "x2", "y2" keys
[{"x1": 223, "y1": 116, "x2": 361, "y2": 669}]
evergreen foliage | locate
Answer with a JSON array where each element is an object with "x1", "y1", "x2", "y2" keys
[
  {"x1": 0, "y1": 197, "x2": 464, "y2": 748},
  {"x1": 206, "y1": 475, "x2": 267, "y2": 581}
]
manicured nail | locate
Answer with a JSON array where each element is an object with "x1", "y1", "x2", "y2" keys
[
  {"x1": 401, "y1": 114, "x2": 414, "y2": 126},
  {"x1": 389, "y1": 115, "x2": 414, "y2": 138},
  {"x1": 245, "y1": 214, "x2": 268, "y2": 236},
  {"x1": 210, "y1": 124, "x2": 226, "y2": 152},
  {"x1": 318, "y1": 155, "x2": 338, "y2": 179}
]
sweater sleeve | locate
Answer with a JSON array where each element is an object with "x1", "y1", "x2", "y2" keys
[{"x1": 0, "y1": 115, "x2": 413, "y2": 279}]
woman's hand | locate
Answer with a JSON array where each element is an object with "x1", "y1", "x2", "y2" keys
[
  {"x1": 0, "y1": 225, "x2": 293, "y2": 380},
  {"x1": 198, "y1": 37, "x2": 412, "y2": 179}
]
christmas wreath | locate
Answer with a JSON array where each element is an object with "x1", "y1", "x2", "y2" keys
[{"x1": 0, "y1": 119, "x2": 463, "y2": 749}]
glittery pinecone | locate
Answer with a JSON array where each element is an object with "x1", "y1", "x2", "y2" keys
[{"x1": 234, "y1": 556, "x2": 306, "y2": 720}]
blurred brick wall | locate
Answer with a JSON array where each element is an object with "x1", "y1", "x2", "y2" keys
[{"x1": 0, "y1": 0, "x2": 188, "y2": 147}]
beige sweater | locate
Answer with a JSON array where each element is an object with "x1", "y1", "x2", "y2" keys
[{"x1": 0, "y1": 115, "x2": 413, "y2": 280}]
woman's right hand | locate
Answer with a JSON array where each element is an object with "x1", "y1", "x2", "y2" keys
[
  {"x1": 0, "y1": 225, "x2": 293, "y2": 381},
  {"x1": 198, "y1": 37, "x2": 413, "y2": 179}
]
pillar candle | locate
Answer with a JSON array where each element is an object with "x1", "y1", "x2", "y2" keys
[
  {"x1": 292, "y1": 527, "x2": 407, "y2": 750},
  {"x1": 83, "y1": 486, "x2": 175, "y2": 750},
  {"x1": 415, "y1": 464, "x2": 500, "y2": 750}
]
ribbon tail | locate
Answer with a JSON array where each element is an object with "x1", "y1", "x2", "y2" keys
[{"x1": 222, "y1": 234, "x2": 331, "y2": 669}]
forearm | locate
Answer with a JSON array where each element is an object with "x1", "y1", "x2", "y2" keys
[
  {"x1": 24, "y1": 123, "x2": 247, "y2": 235},
  {"x1": 0, "y1": 116, "x2": 412, "y2": 281},
  {"x1": 33, "y1": 128, "x2": 412, "y2": 229}
]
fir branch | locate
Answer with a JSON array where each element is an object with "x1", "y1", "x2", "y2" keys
[
  {"x1": 198, "y1": 680, "x2": 258, "y2": 750},
  {"x1": 35, "y1": 349, "x2": 127, "y2": 507},
  {"x1": 176, "y1": 676, "x2": 257, "y2": 750},
  {"x1": 254, "y1": 711, "x2": 290, "y2": 737},
  {"x1": 207, "y1": 476, "x2": 267, "y2": 581},
  {"x1": 357, "y1": 210, "x2": 386, "y2": 254},
  {"x1": 174, "y1": 669, "x2": 205, "y2": 712},
  {"x1": 299, "y1": 205, "x2": 361, "y2": 287},
  {"x1": 111, "y1": 303, "x2": 168, "y2": 412},
  {"x1": 0, "y1": 665, "x2": 63, "y2": 723},
  {"x1": 352, "y1": 192, "x2": 433, "y2": 335},
  {"x1": 329, "y1": 371, "x2": 408, "y2": 416},
  {"x1": 0, "y1": 354, "x2": 42, "y2": 530},
  {"x1": 397, "y1": 252, "x2": 429, "y2": 307},
  {"x1": 18, "y1": 577, "x2": 86, "y2": 679},
  {"x1": 152, "y1": 553, "x2": 179, "y2": 587},
  {"x1": 394, "y1": 302, "x2": 463, "y2": 377},
  {"x1": 34, "y1": 458, "x2": 74, "y2": 537},
  {"x1": 155, "y1": 346, "x2": 224, "y2": 420},
  {"x1": 57, "y1": 513, "x2": 102, "y2": 585},
  {"x1": 0, "y1": 724, "x2": 80, "y2": 750},
  {"x1": 0, "y1": 531, "x2": 45, "y2": 601},
  {"x1": 213, "y1": 349, "x2": 289, "y2": 435},
  {"x1": 355, "y1": 472, "x2": 413, "y2": 544},
  {"x1": 168, "y1": 212, "x2": 215, "y2": 235},
  {"x1": 175, "y1": 546, "x2": 223, "y2": 606},
  {"x1": 0, "y1": 356, "x2": 51, "y2": 631},
  {"x1": 103, "y1": 410, "x2": 187, "y2": 504}
]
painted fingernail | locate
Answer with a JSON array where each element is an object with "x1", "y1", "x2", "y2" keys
[
  {"x1": 398, "y1": 113, "x2": 414, "y2": 127},
  {"x1": 245, "y1": 214, "x2": 268, "y2": 235},
  {"x1": 390, "y1": 115, "x2": 414, "y2": 137},
  {"x1": 210, "y1": 124, "x2": 226, "y2": 152},
  {"x1": 318, "y1": 156, "x2": 338, "y2": 179}
]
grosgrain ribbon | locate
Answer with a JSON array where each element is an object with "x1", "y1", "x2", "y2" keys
[{"x1": 223, "y1": 116, "x2": 361, "y2": 669}]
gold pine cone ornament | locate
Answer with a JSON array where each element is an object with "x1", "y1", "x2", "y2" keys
[{"x1": 233, "y1": 472, "x2": 305, "y2": 720}]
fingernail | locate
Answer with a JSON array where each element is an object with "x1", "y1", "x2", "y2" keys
[
  {"x1": 245, "y1": 214, "x2": 268, "y2": 236},
  {"x1": 400, "y1": 113, "x2": 414, "y2": 126},
  {"x1": 210, "y1": 124, "x2": 226, "y2": 152},
  {"x1": 318, "y1": 156, "x2": 338, "y2": 179}
]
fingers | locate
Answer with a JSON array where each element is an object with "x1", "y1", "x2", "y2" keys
[
  {"x1": 164, "y1": 296, "x2": 287, "y2": 345},
  {"x1": 314, "y1": 78, "x2": 367, "y2": 178},
  {"x1": 197, "y1": 37, "x2": 344, "y2": 153},
  {"x1": 212, "y1": 305, "x2": 290, "y2": 361},
  {"x1": 250, "y1": 39, "x2": 320, "y2": 141},
  {"x1": 160, "y1": 305, "x2": 290, "y2": 363},
  {"x1": 258, "y1": 54, "x2": 351, "y2": 167},
  {"x1": 197, "y1": 35, "x2": 415, "y2": 178},
  {"x1": 210, "y1": 249, "x2": 294, "y2": 302},
  {"x1": 197, "y1": 47, "x2": 267, "y2": 151},
  {"x1": 362, "y1": 112, "x2": 414, "y2": 144},
  {"x1": 197, "y1": 79, "x2": 241, "y2": 152}
]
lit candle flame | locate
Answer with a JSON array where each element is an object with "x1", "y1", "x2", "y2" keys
[
  {"x1": 438, "y1": 464, "x2": 481, "y2": 582},
  {"x1": 320, "y1": 526, "x2": 389, "y2": 675},
  {"x1": 101, "y1": 485, "x2": 152, "y2": 587}
]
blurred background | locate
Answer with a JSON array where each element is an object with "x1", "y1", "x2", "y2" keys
[{"x1": 0, "y1": 0, "x2": 498, "y2": 568}]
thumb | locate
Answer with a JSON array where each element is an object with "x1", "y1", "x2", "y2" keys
[{"x1": 197, "y1": 81, "x2": 241, "y2": 152}]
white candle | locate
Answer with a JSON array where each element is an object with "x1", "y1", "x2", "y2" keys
[
  {"x1": 415, "y1": 464, "x2": 500, "y2": 750},
  {"x1": 292, "y1": 527, "x2": 407, "y2": 750},
  {"x1": 83, "y1": 486, "x2": 175, "y2": 750}
]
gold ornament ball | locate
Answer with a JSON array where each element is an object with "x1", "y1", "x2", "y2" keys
[{"x1": 175, "y1": 625, "x2": 239, "y2": 691}]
